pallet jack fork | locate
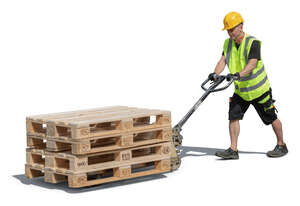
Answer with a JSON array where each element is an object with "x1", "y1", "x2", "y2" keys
[{"x1": 170, "y1": 75, "x2": 234, "y2": 170}]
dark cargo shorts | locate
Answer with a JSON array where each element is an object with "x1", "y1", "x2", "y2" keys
[{"x1": 229, "y1": 89, "x2": 278, "y2": 125}]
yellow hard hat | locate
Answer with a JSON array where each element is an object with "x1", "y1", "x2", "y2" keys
[{"x1": 222, "y1": 11, "x2": 244, "y2": 31}]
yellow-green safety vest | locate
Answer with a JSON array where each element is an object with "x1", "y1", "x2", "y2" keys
[{"x1": 223, "y1": 34, "x2": 270, "y2": 101}]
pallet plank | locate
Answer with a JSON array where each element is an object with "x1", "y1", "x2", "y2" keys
[{"x1": 27, "y1": 106, "x2": 128, "y2": 120}]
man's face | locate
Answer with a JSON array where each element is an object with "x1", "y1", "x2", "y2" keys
[{"x1": 227, "y1": 24, "x2": 243, "y2": 41}]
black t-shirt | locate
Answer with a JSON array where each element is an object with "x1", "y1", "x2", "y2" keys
[{"x1": 222, "y1": 40, "x2": 261, "y2": 60}]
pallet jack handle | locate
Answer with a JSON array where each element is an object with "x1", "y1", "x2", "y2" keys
[
  {"x1": 201, "y1": 75, "x2": 234, "y2": 93},
  {"x1": 176, "y1": 75, "x2": 233, "y2": 130}
]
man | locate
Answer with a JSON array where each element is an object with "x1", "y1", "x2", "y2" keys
[{"x1": 209, "y1": 11, "x2": 288, "y2": 159}]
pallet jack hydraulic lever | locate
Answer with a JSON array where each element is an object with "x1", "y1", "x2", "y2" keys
[{"x1": 170, "y1": 75, "x2": 234, "y2": 170}]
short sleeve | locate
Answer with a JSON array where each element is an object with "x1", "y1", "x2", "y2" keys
[{"x1": 248, "y1": 40, "x2": 261, "y2": 60}]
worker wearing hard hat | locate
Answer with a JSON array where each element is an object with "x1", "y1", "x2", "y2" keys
[{"x1": 209, "y1": 12, "x2": 288, "y2": 159}]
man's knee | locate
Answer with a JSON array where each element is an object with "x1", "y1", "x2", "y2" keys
[{"x1": 229, "y1": 105, "x2": 244, "y2": 120}]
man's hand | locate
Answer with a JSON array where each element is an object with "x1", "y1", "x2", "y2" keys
[
  {"x1": 226, "y1": 72, "x2": 240, "y2": 81},
  {"x1": 208, "y1": 72, "x2": 218, "y2": 81}
]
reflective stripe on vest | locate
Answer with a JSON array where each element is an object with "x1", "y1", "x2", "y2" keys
[
  {"x1": 244, "y1": 36, "x2": 254, "y2": 65},
  {"x1": 240, "y1": 35, "x2": 255, "y2": 80},
  {"x1": 225, "y1": 39, "x2": 232, "y2": 66},
  {"x1": 239, "y1": 75, "x2": 268, "y2": 92},
  {"x1": 240, "y1": 65, "x2": 265, "y2": 81},
  {"x1": 240, "y1": 36, "x2": 269, "y2": 89}
]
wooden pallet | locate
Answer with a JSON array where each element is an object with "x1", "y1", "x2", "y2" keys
[
  {"x1": 46, "y1": 110, "x2": 171, "y2": 140},
  {"x1": 44, "y1": 158, "x2": 171, "y2": 188},
  {"x1": 46, "y1": 127, "x2": 172, "y2": 154},
  {"x1": 45, "y1": 142, "x2": 171, "y2": 174},
  {"x1": 26, "y1": 106, "x2": 132, "y2": 149},
  {"x1": 26, "y1": 106, "x2": 133, "y2": 139},
  {"x1": 27, "y1": 106, "x2": 171, "y2": 141}
]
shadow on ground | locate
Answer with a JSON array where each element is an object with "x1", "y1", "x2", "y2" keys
[
  {"x1": 12, "y1": 173, "x2": 168, "y2": 193},
  {"x1": 179, "y1": 145, "x2": 266, "y2": 158},
  {"x1": 13, "y1": 146, "x2": 266, "y2": 193}
]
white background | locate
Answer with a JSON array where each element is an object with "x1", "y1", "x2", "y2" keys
[{"x1": 1, "y1": 0, "x2": 299, "y2": 205}]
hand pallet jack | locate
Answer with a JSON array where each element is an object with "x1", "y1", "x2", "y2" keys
[{"x1": 170, "y1": 75, "x2": 234, "y2": 170}]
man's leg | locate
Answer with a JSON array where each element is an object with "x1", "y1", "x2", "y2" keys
[
  {"x1": 252, "y1": 93, "x2": 288, "y2": 157},
  {"x1": 214, "y1": 120, "x2": 240, "y2": 159},
  {"x1": 266, "y1": 118, "x2": 288, "y2": 157},
  {"x1": 215, "y1": 94, "x2": 248, "y2": 159},
  {"x1": 271, "y1": 118, "x2": 285, "y2": 145},
  {"x1": 215, "y1": 120, "x2": 240, "y2": 159},
  {"x1": 229, "y1": 119, "x2": 240, "y2": 151}
]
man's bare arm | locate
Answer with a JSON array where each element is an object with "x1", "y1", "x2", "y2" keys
[
  {"x1": 214, "y1": 55, "x2": 226, "y2": 75},
  {"x1": 239, "y1": 59, "x2": 257, "y2": 77}
]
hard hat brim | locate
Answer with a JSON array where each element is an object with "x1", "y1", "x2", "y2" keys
[{"x1": 222, "y1": 22, "x2": 242, "y2": 31}]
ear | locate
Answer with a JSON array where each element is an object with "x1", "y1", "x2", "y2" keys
[{"x1": 239, "y1": 24, "x2": 243, "y2": 31}]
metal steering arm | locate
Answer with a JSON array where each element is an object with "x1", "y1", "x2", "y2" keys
[{"x1": 172, "y1": 75, "x2": 234, "y2": 147}]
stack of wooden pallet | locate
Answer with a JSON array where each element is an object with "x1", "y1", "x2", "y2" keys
[{"x1": 25, "y1": 106, "x2": 173, "y2": 188}]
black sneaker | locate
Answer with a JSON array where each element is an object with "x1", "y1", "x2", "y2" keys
[
  {"x1": 215, "y1": 147, "x2": 239, "y2": 159},
  {"x1": 267, "y1": 144, "x2": 288, "y2": 158}
]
